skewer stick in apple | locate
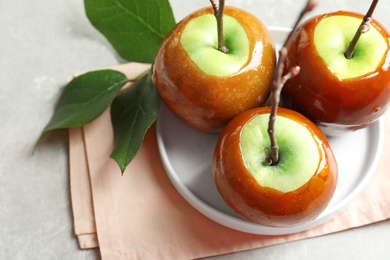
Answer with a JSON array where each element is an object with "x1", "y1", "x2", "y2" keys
[
  {"x1": 345, "y1": 0, "x2": 378, "y2": 59},
  {"x1": 209, "y1": 0, "x2": 228, "y2": 53},
  {"x1": 267, "y1": 0, "x2": 317, "y2": 165}
]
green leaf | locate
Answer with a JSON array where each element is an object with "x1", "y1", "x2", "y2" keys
[
  {"x1": 44, "y1": 70, "x2": 128, "y2": 132},
  {"x1": 110, "y1": 70, "x2": 160, "y2": 173},
  {"x1": 84, "y1": 0, "x2": 176, "y2": 63}
]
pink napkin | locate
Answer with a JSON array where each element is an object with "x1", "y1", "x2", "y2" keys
[{"x1": 69, "y1": 63, "x2": 390, "y2": 259}]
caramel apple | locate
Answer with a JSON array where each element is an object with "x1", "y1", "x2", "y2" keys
[
  {"x1": 281, "y1": 3, "x2": 390, "y2": 136},
  {"x1": 212, "y1": 107, "x2": 338, "y2": 227},
  {"x1": 152, "y1": 4, "x2": 276, "y2": 133}
]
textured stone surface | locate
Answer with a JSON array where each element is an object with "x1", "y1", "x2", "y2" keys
[{"x1": 1, "y1": 0, "x2": 389, "y2": 259}]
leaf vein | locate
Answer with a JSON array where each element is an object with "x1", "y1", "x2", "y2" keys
[{"x1": 112, "y1": 0, "x2": 165, "y2": 39}]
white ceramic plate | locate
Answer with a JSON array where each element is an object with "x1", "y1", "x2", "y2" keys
[{"x1": 156, "y1": 27, "x2": 385, "y2": 235}]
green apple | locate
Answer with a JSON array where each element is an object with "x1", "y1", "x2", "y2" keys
[
  {"x1": 314, "y1": 15, "x2": 387, "y2": 79},
  {"x1": 152, "y1": 6, "x2": 276, "y2": 133},
  {"x1": 240, "y1": 112, "x2": 319, "y2": 193},
  {"x1": 281, "y1": 11, "x2": 390, "y2": 136},
  {"x1": 180, "y1": 14, "x2": 249, "y2": 77},
  {"x1": 213, "y1": 107, "x2": 338, "y2": 227}
]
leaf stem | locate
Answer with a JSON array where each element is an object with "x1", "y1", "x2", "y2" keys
[
  {"x1": 210, "y1": 0, "x2": 228, "y2": 53},
  {"x1": 344, "y1": 0, "x2": 379, "y2": 59},
  {"x1": 266, "y1": 0, "x2": 316, "y2": 166}
]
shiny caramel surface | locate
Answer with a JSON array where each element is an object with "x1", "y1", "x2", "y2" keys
[
  {"x1": 153, "y1": 7, "x2": 276, "y2": 133},
  {"x1": 213, "y1": 107, "x2": 338, "y2": 227},
  {"x1": 281, "y1": 11, "x2": 390, "y2": 136}
]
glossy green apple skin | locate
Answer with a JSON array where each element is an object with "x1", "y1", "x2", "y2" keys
[
  {"x1": 153, "y1": 6, "x2": 276, "y2": 134},
  {"x1": 213, "y1": 107, "x2": 338, "y2": 227},
  {"x1": 281, "y1": 11, "x2": 390, "y2": 136}
]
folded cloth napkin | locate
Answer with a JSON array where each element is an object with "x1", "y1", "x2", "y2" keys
[{"x1": 70, "y1": 63, "x2": 390, "y2": 260}]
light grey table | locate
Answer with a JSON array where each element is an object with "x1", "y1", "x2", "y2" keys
[{"x1": 1, "y1": 0, "x2": 389, "y2": 259}]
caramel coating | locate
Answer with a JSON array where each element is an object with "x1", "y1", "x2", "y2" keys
[
  {"x1": 281, "y1": 11, "x2": 390, "y2": 136},
  {"x1": 213, "y1": 107, "x2": 338, "y2": 227},
  {"x1": 153, "y1": 7, "x2": 276, "y2": 133}
]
